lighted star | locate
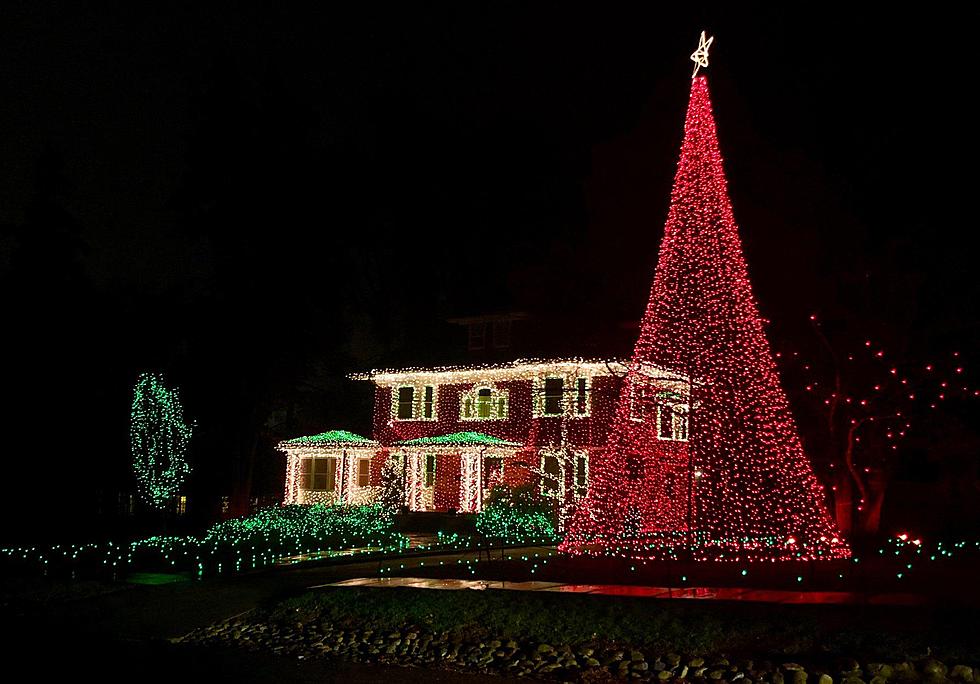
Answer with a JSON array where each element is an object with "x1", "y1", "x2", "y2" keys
[{"x1": 690, "y1": 31, "x2": 714, "y2": 77}]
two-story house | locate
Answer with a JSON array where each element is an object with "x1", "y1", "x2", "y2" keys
[{"x1": 279, "y1": 357, "x2": 690, "y2": 513}]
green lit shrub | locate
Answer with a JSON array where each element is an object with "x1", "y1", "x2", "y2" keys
[{"x1": 475, "y1": 485, "x2": 559, "y2": 543}]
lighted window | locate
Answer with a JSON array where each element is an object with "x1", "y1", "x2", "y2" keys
[
  {"x1": 477, "y1": 388, "x2": 492, "y2": 418},
  {"x1": 176, "y1": 495, "x2": 188, "y2": 516},
  {"x1": 357, "y1": 458, "x2": 371, "y2": 487},
  {"x1": 656, "y1": 405, "x2": 689, "y2": 441},
  {"x1": 543, "y1": 378, "x2": 564, "y2": 415},
  {"x1": 424, "y1": 454, "x2": 436, "y2": 487},
  {"x1": 306, "y1": 457, "x2": 337, "y2": 491},
  {"x1": 460, "y1": 385, "x2": 508, "y2": 421},
  {"x1": 397, "y1": 386, "x2": 415, "y2": 420}
]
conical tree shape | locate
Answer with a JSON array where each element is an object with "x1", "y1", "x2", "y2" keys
[{"x1": 562, "y1": 76, "x2": 849, "y2": 561}]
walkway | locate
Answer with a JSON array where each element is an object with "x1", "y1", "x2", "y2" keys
[{"x1": 323, "y1": 576, "x2": 927, "y2": 605}]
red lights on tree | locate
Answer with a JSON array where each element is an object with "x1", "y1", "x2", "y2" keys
[{"x1": 560, "y1": 75, "x2": 850, "y2": 561}]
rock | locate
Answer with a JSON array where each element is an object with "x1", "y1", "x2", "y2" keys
[
  {"x1": 666, "y1": 654, "x2": 683, "y2": 667},
  {"x1": 817, "y1": 675, "x2": 833, "y2": 684},
  {"x1": 658, "y1": 670, "x2": 673, "y2": 680},
  {"x1": 632, "y1": 651, "x2": 647, "y2": 662},
  {"x1": 586, "y1": 657, "x2": 601, "y2": 667},
  {"x1": 537, "y1": 643, "x2": 554, "y2": 654},
  {"x1": 784, "y1": 664, "x2": 805, "y2": 672},
  {"x1": 655, "y1": 660, "x2": 668, "y2": 672},
  {"x1": 632, "y1": 661, "x2": 649, "y2": 672},
  {"x1": 867, "y1": 665, "x2": 893, "y2": 680},
  {"x1": 842, "y1": 678, "x2": 866, "y2": 684},
  {"x1": 690, "y1": 658, "x2": 706, "y2": 668},
  {"x1": 791, "y1": 671, "x2": 807, "y2": 684},
  {"x1": 678, "y1": 665, "x2": 689, "y2": 678},
  {"x1": 870, "y1": 676, "x2": 888, "y2": 684},
  {"x1": 951, "y1": 666, "x2": 974, "y2": 682},
  {"x1": 773, "y1": 672, "x2": 785, "y2": 684},
  {"x1": 710, "y1": 669, "x2": 726, "y2": 680},
  {"x1": 922, "y1": 661, "x2": 947, "y2": 678}
]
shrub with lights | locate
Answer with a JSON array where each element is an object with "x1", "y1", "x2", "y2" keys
[
  {"x1": 130, "y1": 372, "x2": 194, "y2": 511},
  {"x1": 1, "y1": 504, "x2": 407, "y2": 580},
  {"x1": 475, "y1": 485, "x2": 559, "y2": 544}
]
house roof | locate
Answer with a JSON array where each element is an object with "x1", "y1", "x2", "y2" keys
[
  {"x1": 279, "y1": 430, "x2": 378, "y2": 448},
  {"x1": 395, "y1": 431, "x2": 523, "y2": 448}
]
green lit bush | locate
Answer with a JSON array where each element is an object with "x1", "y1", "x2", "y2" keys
[
  {"x1": 475, "y1": 485, "x2": 559, "y2": 543},
  {"x1": 2, "y1": 504, "x2": 407, "y2": 580}
]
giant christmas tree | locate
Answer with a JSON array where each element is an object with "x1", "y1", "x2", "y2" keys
[{"x1": 561, "y1": 41, "x2": 850, "y2": 561}]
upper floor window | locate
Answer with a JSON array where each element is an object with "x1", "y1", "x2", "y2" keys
[
  {"x1": 392, "y1": 384, "x2": 438, "y2": 421},
  {"x1": 461, "y1": 385, "x2": 509, "y2": 421},
  {"x1": 397, "y1": 386, "x2": 415, "y2": 420},
  {"x1": 543, "y1": 377, "x2": 564, "y2": 415},
  {"x1": 532, "y1": 375, "x2": 591, "y2": 417},
  {"x1": 468, "y1": 323, "x2": 486, "y2": 350},
  {"x1": 492, "y1": 320, "x2": 512, "y2": 349},
  {"x1": 659, "y1": 404, "x2": 689, "y2": 441}
]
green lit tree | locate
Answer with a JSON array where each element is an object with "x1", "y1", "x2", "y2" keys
[{"x1": 130, "y1": 372, "x2": 194, "y2": 510}]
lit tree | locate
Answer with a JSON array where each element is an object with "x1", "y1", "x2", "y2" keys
[
  {"x1": 130, "y1": 372, "x2": 194, "y2": 511},
  {"x1": 378, "y1": 455, "x2": 403, "y2": 519},
  {"x1": 562, "y1": 64, "x2": 848, "y2": 561},
  {"x1": 778, "y1": 315, "x2": 977, "y2": 534}
]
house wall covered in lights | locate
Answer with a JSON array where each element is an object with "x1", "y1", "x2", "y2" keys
[{"x1": 280, "y1": 358, "x2": 691, "y2": 513}]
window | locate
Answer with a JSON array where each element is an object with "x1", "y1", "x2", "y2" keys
[
  {"x1": 575, "y1": 454, "x2": 588, "y2": 494},
  {"x1": 468, "y1": 323, "x2": 486, "y2": 350},
  {"x1": 674, "y1": 410, "x2": 689, "y2": 441},
  {"x1": 575, "y1": 377, "x2": 588, "y2": 415},
  {"x1": 477, "y1": 388, "x2": 492, "y2": 418},
  {"x1": 176, "y1": 495, "x2": 188, "y2": 516},
  {"x1": 540, "y1": 455, "x2": 560, "y2": 495},
  {"x1": 543, "y1": 378, "x2": 564, "y2": 415},
  {"x1": 630, "y1": 382, "x2": 655, "y2": 421},
  {"x1": 492, "y1": 320, "x2": 512, "y2": 349},
  {"x1": 357, "y1": 458, "x2": 371, "y2": 487},
  {"x1": 460, "y1": 385, "x2": 508, "y2": 421},
  {"x1": 303, "y1": 457, "x2": 336, "y2": 491},
  {"x1": 394, "y1": 385, "x2": 436, "y2": 421},
  {"x1": 397, "y1": 386, "x2": 415, "y2": 420},
  {"x1": 659, "y1": 406, "x2": 675, "y2": 439},
  {"x1": 656, "y1": 405, "x2": 689, "y2": 441},
  {"x1": 424, "y1": 454, "x2": 436, "y2": 487}
]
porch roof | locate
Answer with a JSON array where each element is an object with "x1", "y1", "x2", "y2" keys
[
  {"x1": 279, "y1": 429, "x2": 378, "y2": 449},
  {"x1": 394, "y1": 431, "x2": 522, "y2": 448}
]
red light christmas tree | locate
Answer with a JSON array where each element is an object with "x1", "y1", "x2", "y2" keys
[{"x1": 561, "y1": 47, "x2": 850, "y2": 561}]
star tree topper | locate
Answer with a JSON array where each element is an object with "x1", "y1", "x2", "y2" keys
[{"x1": 690, "y1": 31, "x2": 714, "y2": 77}]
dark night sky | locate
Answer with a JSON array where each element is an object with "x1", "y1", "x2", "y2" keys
[{"x1": 1, "y1": 3, "x2": 977, "y2": 537}]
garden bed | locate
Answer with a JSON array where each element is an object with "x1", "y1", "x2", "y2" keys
[{"x1": 177, "y1": 586, "x2": 980, "y2": 681}]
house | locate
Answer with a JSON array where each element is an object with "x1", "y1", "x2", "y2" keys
[{"x1": 279, "y1": 358, "x2": 690, "y2": 513}]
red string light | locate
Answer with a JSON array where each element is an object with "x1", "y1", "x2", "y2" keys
[{"x1": 560, "y1": 76, "x2": 849, "y2": 562}]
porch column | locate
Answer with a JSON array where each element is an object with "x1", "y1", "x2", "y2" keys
[{"x1": 459, "y1": 451, "x2": 482, "y2": 513}]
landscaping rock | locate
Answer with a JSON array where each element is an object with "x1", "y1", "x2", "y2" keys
[{"x1": 951, "y1": 666, "x2": 975, "y2": 682}]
